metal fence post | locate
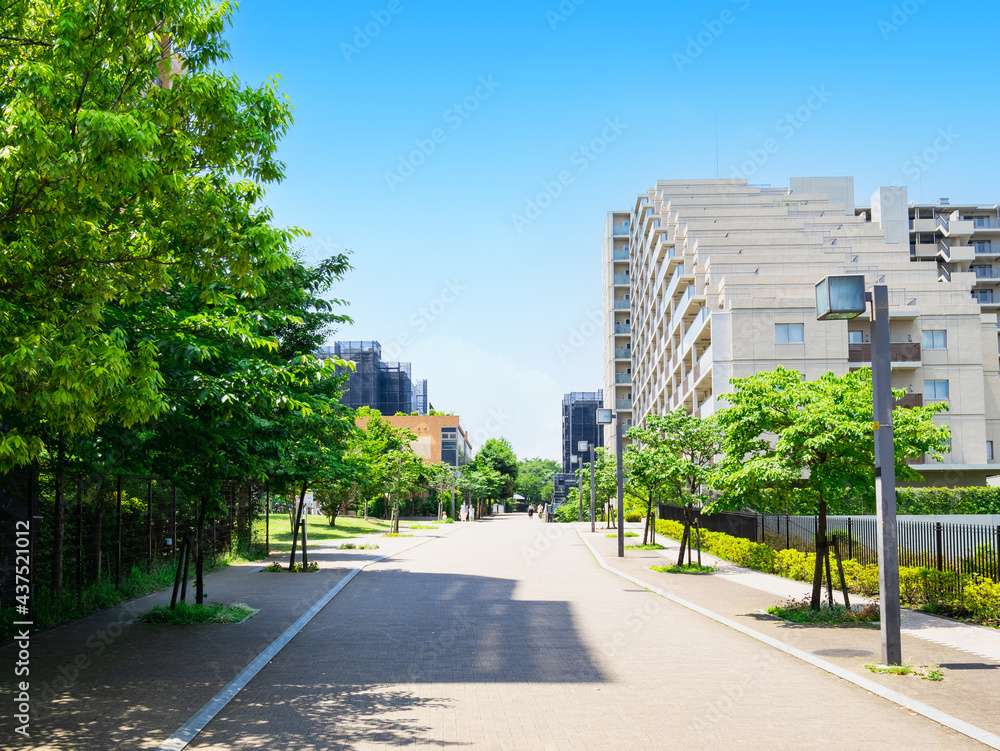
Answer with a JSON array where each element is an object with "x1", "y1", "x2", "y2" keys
[
  {"x1": 171, "y1": 487, "x2": 177, "y2": 562},
  {"x1": 935, "y1": 522, "x2": 944, "y2": 572},
  {"x1": 147, "y1": 478, "x2": 153, "y2": 574},
  {"x1": 115, "y1": 475, "x2": 122, "y2": 589},
  {"x1": 785, "y1": 515, "x2": 790, "y2": 551},
  {"x1": 77, "y1": 475, "x2": 83, "y2": 608},
  {"x1": 847, "y1": 517, "x2": 854, "y2": 561}
]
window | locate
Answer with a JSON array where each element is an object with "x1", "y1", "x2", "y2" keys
[
  {"x1": 988, "y1": 441, "x2": 994, "y2": 461},
  {"x1": 922, "y1": 330, "x2": 947, "y2": 350},
  {"x1": 848, "y1": 331, "x2": 863, "y2": 344},
  {"x1": 776, "y1": 323, "x2": 804, "y2": 343},
  {"x1": 924, "y1": 380, "x2": 950, "y2": 400}
]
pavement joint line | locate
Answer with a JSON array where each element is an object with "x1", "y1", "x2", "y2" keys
[
  {"x1": 155, "y1": 525, "x2": 467, "y2": 751},
  {"x1": 576, "y1": 528, "x2": 1000, "y2": 750}
]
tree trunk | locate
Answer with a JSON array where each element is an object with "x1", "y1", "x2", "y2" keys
[
  {"x1": 677, "y1": 505, "x2": 692, "y2": 567},
  {"x1": 288, "y1": 479, "x2": 309, "y2": 571},
  {"x1": 810, "y1": 497, "x2": 828, "y2": 610},
  {"x1": 642, "y1": 496, "x2": 653, "y2": 545}
]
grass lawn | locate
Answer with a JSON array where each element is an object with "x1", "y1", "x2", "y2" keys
[{"x1": 256, "y1": 513, "x2": 391, "y2": 554}]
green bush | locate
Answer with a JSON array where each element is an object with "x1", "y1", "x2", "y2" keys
[
  {"x1": 554, "y1": 502, "x2": 580, "y2": 523},
  {"x1": 654, "y1": 518, "x2": 999, "y2": 626},
  {"x1": 964, "y1": 576, "x2": 1000, "y2": 622},
  {"x1": 896, "y1": 486, "x2": 1000, "y2": 515},
  {"x1": 624, "y1": 510, "x2": 643, "y2": 523}
]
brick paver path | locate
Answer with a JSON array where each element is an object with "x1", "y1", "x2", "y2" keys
[{"x1": 182, "y1": 516, "x2": 984, "y2": 750}]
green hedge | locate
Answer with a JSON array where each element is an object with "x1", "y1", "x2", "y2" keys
[
  {"x1": 896, "y1": 486, "x2": 1000, "y2": 515},
  {"x1": 655, "y1": 520, "x2": 1000, "y2": 625}
]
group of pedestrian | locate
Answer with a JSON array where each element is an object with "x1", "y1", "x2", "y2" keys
[
  {"x1": 459, "y1": 501, "x2": 475, "y2": 522},
  {"x1": 527, "y1": 503, "x2": 545, "y2": 520}
]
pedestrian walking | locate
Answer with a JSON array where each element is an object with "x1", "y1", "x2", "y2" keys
[
  {"x1": 527, "y1": 505, "x2": 534, "y2": 518},
  {"x1": 460, "y1": 502, "x2": 468, "y2": 522},
  {"x1": 469, "y1": 503, "x2": 475, "y2": 522}
]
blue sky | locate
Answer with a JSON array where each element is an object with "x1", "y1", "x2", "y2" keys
[{"x1": 223, "y1": 0, "x2": 1000, "y2": 461}]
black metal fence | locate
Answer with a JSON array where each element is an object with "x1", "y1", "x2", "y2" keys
[
  {"x1": 0, "y1": 471, "x2": 268, "y2": 618},
  {"x1": 659, "y1": 503, "x2": 1000, "y2": 582}
]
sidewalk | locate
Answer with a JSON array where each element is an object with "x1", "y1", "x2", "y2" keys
[
  {"x1": 578, "y1": 522, "x2": 1000, "y2": 740},
  {"x1": 1, "y1": 523, "x2": 462, "y2": 750}
]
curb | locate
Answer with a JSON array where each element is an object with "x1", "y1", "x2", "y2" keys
[{"x1": 576, "y1": 528, "x2": 1000, "y2": 750}]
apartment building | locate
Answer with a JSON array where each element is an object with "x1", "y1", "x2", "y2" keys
[
  {"x1": 357, "y1": 414, "x2": 473, "y2": 467},
  {"x1": 561, "y1": 390, "x2": 605, "y2": 473},
  {"x1": 602, "y1": 177, "x2": 1000, "y2": 485},
  {"x1": 602, "y1": 213, "x2": 634, "y2": 448}
]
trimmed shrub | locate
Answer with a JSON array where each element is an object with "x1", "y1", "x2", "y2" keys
[
  {"x1": 964, "y1": 577, "x2": 1000, "y2": 622},
  {"x1": 654, "y1": 518, "x2": 999, "y2": 626},
  {"x1": 624, "y1": 510, "x2": 643, "y2": 523}
]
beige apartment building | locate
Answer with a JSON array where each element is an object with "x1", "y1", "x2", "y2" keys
[{"x1": 602, "y1": 177, "x2": 1000, "y2": 485}]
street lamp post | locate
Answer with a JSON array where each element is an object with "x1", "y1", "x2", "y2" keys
[
  {"x1": 581, "y1": 440, "x2": 596, "y2": 533},
  {"x1": 816, "y1": 275, "x2": 902, "y2": 666},
  {"x1": 596, "y1": 408, "x2": 625, "y2": 557},
  {"x1": 577, "y1": 440, "x2": 590, "y2": 522}
]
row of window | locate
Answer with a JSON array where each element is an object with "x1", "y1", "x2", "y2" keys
[{"x1": 775, "y1": 324, "x2": 950, "y2": 351}]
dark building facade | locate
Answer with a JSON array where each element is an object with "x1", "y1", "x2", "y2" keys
[
  {"x1": 561, "y1": 390, "x2": 605, "y2": 474},
  {"x1": 318, "y1": 341, "x2": 428, "y2": 416},
  {"x1": 552, "y1": 472, "x2": 579, "y2": 505}
]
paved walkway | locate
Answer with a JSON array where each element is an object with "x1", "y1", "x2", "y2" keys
[{"x1": 5, "y1": 516, "x2": 999, "y2": 749}]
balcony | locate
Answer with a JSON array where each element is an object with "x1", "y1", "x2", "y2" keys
[
  {"x1": 615, "y1": 373, "x2": 632, "y2": 385},
  {"x1": 614, "y1": 323, "x2": 632, "y2": 335},
  {"x1": 973, "y1": 217, "x2": 1000, "y2": 230},
  {"x1": 613, "y1": 248, "x2": 629, "y2": 261},
  {"x1": 974, "y1": 267, "x2": 1000, "y2": 280},
  {"x1": 612, "y1": 224, "x2": 629, "y2": 236},
  {"x1": 614, "y1": 348, "x2": 632, "y2": 360},
  {"x1": 976, "y1": 291, "x2": 1000, "y2": 305},
  {"x1": 613, "y1": 274, "x2": 630, "y2": 286},
  {"x1": 848, "y1": 341, "x2": 921, "y2": 364},
  {"x1": 975, "y1": 243, "x2": 1000, "y2": 255},
  {"x1": 615, "y1": 398, "x2": 633, "y2": 411},
  {"x1": 893, "y1": 393, "x2": 923, "y2": 409},
  {"x1": 681, "y1": 308, "x2": 710, "y2": 352},
  {"x1": 613, "y1": 298, "x2": 631, "y2": 310}
]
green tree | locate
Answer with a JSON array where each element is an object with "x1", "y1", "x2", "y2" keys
[
  {"x1": 711, "y1": 367, "x2": 950, "y2": 609},
  {"x1": 425, "y1": 462, "x2": 460, "y2": 519},
  {"x1": 0, "y1": 0, "x2": 300, "y2": 468},
  {"x1": 474, "y1": 438, "x2": 518, "y2": 501},
  {"x1": 577, "y1": 448, "x2": 618, "y2": 526},
  {"x1": 515, "y1": 457, "x2": 560, "y2": 504},
  {"x1": 461, "y1": 464, "x2": 503, "y2": 518},
  {"x1": 630, "y1": 411, "x2": 722, "y2": 560}
]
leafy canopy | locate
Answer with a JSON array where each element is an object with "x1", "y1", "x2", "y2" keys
[{"x1": 0, "y1": 0, "x2": 299, "y2": 467}]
